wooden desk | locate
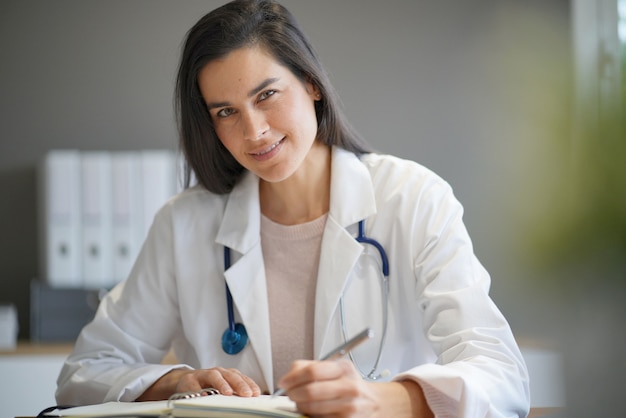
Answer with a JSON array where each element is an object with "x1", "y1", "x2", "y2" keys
[
  {"x1": 0, "y1": 341, "x2": 74, "y2": 356},
  {"x1": 529, "y1": 407, "x2": 564, "y2": 417}
]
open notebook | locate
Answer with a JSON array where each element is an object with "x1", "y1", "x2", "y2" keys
[{"x1": 46, "y1": 391, "x2": 304, "y2": 418}]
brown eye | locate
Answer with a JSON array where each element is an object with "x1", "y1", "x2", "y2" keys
[
  {"x1": 258, "y1": 89, "x2": 276, "y2": 101},
  {"x1": 216, "y1": 107, "x2": 236, "y2": 118}
]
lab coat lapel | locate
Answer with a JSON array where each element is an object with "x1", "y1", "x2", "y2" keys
[
  {"x1": 314, "y1": 148, "x2": 377, "y2": 358},
  {"x1": 223, "y1": 244, "x2": 273, "y2": 390},
  {"x1": 216, "y1": 171, "x2": 261, "y2": 254},
  {"x1": 216, "y1": 172, "x2": 274, "y2": 390}
]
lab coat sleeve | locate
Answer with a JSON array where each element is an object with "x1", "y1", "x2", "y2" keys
[
  {"x1": 56, "y1": 203, "x2": 192, "y2": 405},
  {"x1": 391, "y1": 176, "x2": 530, "y2": 417}
]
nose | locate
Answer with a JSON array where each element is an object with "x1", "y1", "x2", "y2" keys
[{"x1": 241, "y1": 109, "x2": 269, "y2": 141}]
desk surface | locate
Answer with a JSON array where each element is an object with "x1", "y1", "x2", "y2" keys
[
  {"x1": 7, "y1": 342, "x2": 564, "y2": 417},
  {"x1": 0, "y1": 341, "x2": 74, "y2": 356},
  {"x1": 529, "y1": 407, "x2": 564, "y2": 417},
  {"x1": 17, "y1": 407, "x2": 564, "y2": 418}
]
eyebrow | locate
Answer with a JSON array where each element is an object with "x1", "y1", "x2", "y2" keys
[{"x1": 205, "y1": 77, "x2": 280, "y2": 111}]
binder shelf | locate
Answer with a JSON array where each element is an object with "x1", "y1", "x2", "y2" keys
[{"x1": 39, "y1": 149, "x2": 179, "y2": 290}]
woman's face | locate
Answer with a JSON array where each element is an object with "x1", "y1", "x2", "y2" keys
[{"x1": 198, "y1": 46, "x2": 321, "y2": 184}]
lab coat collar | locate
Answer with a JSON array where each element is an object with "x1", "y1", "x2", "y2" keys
[
  {"x1": 216, "y1": 146, "x2": 377, "y2": 248},
  {"x1": 216, "y1": 171, "x2": 261, "y2": 253},
  {"x1": 328, "y1": 147, "x2": 377, "y2": 226}
]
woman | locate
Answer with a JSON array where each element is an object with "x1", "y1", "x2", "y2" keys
[{"x1": 56, "y1": 1, "x2": 530, "y2": 416}]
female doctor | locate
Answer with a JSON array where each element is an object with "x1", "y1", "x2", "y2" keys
[{"x1": 56, "y1": 1, "x2": 530, "y2": 416}]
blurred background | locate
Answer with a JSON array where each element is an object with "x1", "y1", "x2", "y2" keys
[{"x1": 0, "y1": 0, "x2": 624, "y2": 416}]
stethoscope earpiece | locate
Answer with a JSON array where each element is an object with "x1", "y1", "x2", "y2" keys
[{"x1": 221, "y1": 322, "x2": 248, "y2": 355}]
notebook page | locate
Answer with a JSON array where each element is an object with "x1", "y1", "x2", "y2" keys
[
  {"x1": 55, "y1": 400, "x2": 170, "y2": 416},
  {"x1": 172, "y1": 394, "x2": 303, "y2": 417}
]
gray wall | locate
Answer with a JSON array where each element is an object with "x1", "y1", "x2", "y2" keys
[{"x1": 0, "y1": 0, "x2": 571, "y2": 342}]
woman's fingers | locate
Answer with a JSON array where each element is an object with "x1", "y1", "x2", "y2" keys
[
  {"x1": 279, "y1": 358, "x2": 357, "y2": 393},
  {"x1": 176, "y1": 368, "x2": 261, "y2": 397},
  {"x1": 212, "y1": 367, "x2": 262, "y2": 396},
  {"x1": 277, "y1": 359, "x2": 384, "y2": 417}
]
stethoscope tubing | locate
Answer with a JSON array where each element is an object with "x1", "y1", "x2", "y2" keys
[
  {"x1": 356, "y1": 220, "x2": 389, "y2": 276},
  {"x1": 224, "y1": 247, "x2": 236, "y2": 333},
  {"x1": 222, "y1": 246, "x2": 248, "y2": 354}
]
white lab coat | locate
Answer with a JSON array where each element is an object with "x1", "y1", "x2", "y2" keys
[{"x1": 57, "y1": 147, "x2": 530, "y2": 417}]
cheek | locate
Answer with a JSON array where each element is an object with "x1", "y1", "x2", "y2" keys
[
  {"x1": 214, "y1": 125, "x2": 238, "y2": 152},
  {"x1": 279, "y1": 97, "x2": 318, "y2": 137},
  {"x1": 301, "y1": 102, "x2": 320, "y2": 139}
]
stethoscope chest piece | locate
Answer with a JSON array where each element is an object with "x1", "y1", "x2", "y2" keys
[{"x1": 221, "y1": 322, "x2": 248, "y2": 355}]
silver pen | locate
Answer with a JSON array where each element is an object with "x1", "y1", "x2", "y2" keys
[{"x1": 272, "y1": 327, "x2": 374, "y2": 397}]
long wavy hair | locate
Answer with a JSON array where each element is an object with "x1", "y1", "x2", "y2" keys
[{"x1": 176, "y1": 0, "x2": 370, "y2": 194}]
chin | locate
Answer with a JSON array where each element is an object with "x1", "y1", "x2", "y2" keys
[{"x1": 258, "y1": 166, "x2": 297, "y2": 184}]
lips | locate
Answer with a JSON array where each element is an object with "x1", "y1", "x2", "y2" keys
[{"x1": 250, "y1": 138, "x2": 284, "y2": 156}]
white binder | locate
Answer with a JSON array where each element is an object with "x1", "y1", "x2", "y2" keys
[
  {"x1": 39, "y1": 150, "x2": 82, "y2": 288},
  {"x1": 111, "y1": 152, "x2": 142, "y2": 284},
  {"x1": 140, "y1": 150, "x2": 176, "y2": 239},
  {"x1": 80, "y1": 151, "x2": 113, "y2": 289}
]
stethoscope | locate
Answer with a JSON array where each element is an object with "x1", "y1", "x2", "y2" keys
[{"x1": 221, "y1": 219, "x2": 390, "y2": 380}]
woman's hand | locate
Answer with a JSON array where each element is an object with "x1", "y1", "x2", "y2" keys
[
  {"x1": 136, "y1": 367, "x2": 261, "y2": 401},
  {"x1": 277, "y1": 359, "x2": 433, "y2": 418}
]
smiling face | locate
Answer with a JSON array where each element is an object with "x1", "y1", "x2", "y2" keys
[{"x1": 198, "y1": 45, "x2": 323, "y2": 185}]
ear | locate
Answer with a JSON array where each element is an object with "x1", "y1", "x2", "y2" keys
[{"x1": 304, "y1": 78, "x2": 322, "y2": 101}]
